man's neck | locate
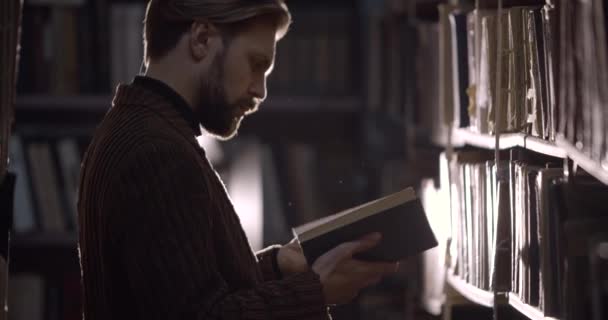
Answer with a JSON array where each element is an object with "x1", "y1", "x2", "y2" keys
[{"x1": 145, "y1": 62, "x2": 197, "y2": 110}]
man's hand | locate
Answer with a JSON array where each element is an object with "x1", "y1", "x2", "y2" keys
[
  {"x1": 277, "y1": 233, "x2": 398, "y2": 305},
  {"x1": 312, "y1": 233, "x2": 398, "y2": 305},
  {"x1": 277, "y1": 238, "x2": 309, "y2": 276}
]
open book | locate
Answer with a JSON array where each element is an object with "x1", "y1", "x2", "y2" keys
[{"x1": 293, "y1": 187, "x2": 438, "y2": 264}]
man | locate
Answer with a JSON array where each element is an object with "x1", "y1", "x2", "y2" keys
[{"x1": 78, "y1": 0, "x2": 398, "y2": 319}]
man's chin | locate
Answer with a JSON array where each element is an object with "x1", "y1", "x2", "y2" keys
[{"x1": 204, "y1": 117, "x2": 243, "y2": 141}]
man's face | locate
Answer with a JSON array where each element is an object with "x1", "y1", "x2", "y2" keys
[{"x1": 197, "y1": 19, "x2": 277, "y2": 140}]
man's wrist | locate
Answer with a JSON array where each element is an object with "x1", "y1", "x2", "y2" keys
[{"x1": 271, "y1": 246, "x2": 284, "y2": 279}]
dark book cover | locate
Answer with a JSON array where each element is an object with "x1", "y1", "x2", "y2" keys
[
  {"x1": 0, "y1": 173, "x2": 15, "y2": 261},
  {"x1": 449, "y1": 11, "x2": 471, "y2": 128},
  {"x1": 294, "y1": 188, "x2": 437, "y2": 264}
]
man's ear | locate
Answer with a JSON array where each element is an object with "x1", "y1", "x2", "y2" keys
[{"x1": 189, "y1": 21, "x2": 221, "y2": 61}]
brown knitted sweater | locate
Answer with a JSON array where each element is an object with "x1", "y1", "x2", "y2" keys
[{"x1": 77, "y1": 77, "x2": 329, "y2": 320}]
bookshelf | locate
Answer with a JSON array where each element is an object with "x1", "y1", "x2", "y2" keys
[
  {"x1": 12, "y1": 233, "x2": 77, "y2": 248},
  {"x1": 416, "y1": 0, "x2": 608, "y2": 320},
  {"x1": 8, "y1": 1, "x2": 423, "y2": 320}
]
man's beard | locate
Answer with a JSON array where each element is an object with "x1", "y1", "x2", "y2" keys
[{"x1": 196, "y1": 52, "x2": 252, "y2": 140}]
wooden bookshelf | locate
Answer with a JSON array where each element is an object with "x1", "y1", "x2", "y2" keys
[
  {"x1": 508, "y1": 294, "x2": 559, "y2": 320},
  {"x1": 26, "y1": 0, "x2": 84, "y2": 6},
  {"x1": 556, "y1": 136, "x2": 608, "y2": 186},
  {"x1": 15, "y1": 94, "x2": 363, "y2": 144},
  {"x1": 12, "y1": 232, "x2": 77, "y2": 248},
  {"x1": 446, "y1": 273, "x2": 495, "y2": 308},
  {"x1": 452, "y1": 129, "x2": 567, "y2": 159},
  {"x1": 15, "y1": 95, "x2": 361, "y2": 113},
  {"x1": 10, "y1": 233, "x2": 79, "y2": 276}
]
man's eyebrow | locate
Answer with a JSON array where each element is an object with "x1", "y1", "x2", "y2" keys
[{"x1": 251, "y1": 52, "x2": 273, "y2": 70}]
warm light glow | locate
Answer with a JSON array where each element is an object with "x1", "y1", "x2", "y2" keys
[
  {"x1": 227, "y1": 141, "x2": 264, "y2": 251},
  {"x1": 420, "y1": 176, "x2": 452, "y2": 316},
  {"x1": 197, "y1": 135, "x2": 224, "y2": 165}
]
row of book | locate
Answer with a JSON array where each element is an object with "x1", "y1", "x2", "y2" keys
[
  {"x1": 17, "y1": 2, "x2": 359, "y2": 98},
  {"x1": 557, "y1": 0, "x2": 608, "y2": 166},
  {"x1": 435, "y1": 3, "x2": 559, "y2": 139},
  {"x1": 269, "y1": 9, "x2": 357, "y2": 97},
  {"x1": 7, "y1": 135, "x2": 83, "y2": 234},
  {"x1": 443, "y1": 149, "x2": 608, "y2": 319},
  {"x1": 18, "y1": 4, "x2": 106, "y2": 94},
  {"x1": 17, "y1": 2, "x2": 142, "y2": 95},
  {"x1": 8, "y1": 273, "x2": 80, "y2": 320},
  {"x1": 507, "y1": 161, "x2": 563, "y2": 316}
]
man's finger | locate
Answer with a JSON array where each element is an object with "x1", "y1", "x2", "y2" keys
[{"x1": 350, "y1": 233, "x2": 382, "y2": 255}]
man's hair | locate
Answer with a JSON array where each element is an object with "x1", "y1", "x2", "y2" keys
[{"x1": 143, "y1": 0, "x2": 291, "y2": 62}]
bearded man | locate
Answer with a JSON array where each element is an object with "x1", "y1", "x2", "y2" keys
[{"x1": 77, "y1": 1, "x2": 397, "y2": 319}]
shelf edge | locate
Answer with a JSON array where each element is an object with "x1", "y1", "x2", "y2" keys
[
  {"x1": 556, "y1": 137, "x2": 608, "y2": 185},
  {"x1": 446, "y1": 273, "x2": 494, "y2": 308},
  {"x1": 452, "y1": 129, "x2": 566, "y2": 158},
  {"x1": 508, "y1": 294, "x2": 554, "y2": 320}
]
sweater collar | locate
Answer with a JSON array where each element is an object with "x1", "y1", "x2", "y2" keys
[
  {"x1": 132, "y1": 76, "x2": 201, "y2": 135},
  {"x1": 112, "y1": 77, "x2": 203, "y2": 138}
]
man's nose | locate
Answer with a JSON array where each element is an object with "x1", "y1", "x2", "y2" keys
[{"x1": 250, "y1": 74, "x2": 267, "y2": 101}]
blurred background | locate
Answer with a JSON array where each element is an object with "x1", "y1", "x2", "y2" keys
[
  {"x1": 7, "y1": 1, "x2": 443, "y2": 319},
  {"x1": 3, "y1": 0, "x2": 608, "y2": 320}
]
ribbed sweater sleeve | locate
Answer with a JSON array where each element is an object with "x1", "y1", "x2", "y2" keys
[
  {"x1": 256, "y1": 245, "x2": 283, "y2": 281},
  {"x1": 114, "y1": 141, "x2": 328, "y2": 320}
]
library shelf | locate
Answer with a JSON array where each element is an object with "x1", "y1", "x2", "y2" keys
[
  {"x1": 446, "y1": 273, "x2": 494, "y2": 308},
  {"x1": 508, "y1": 293, "x2": 559, "y2": 320},
  {"x1": 15, "y1": 94, "x2": 363, "y2": 143},
  {"x1": 12, "y1": 232, "x2": 77, "y2": 248},
  {"x1": 556, "y1": 136, "x2": 608, "y2": 186},
  {"x1": 15, "y1": 95, "x2": 361, "y2": 113},
  {"x1": 10, "y1": 233, "x2": 79, "y2": 275},
  {"x1": 452, "y1": 129, "x2": 566, "y2": 158},
  {"x1": 26, "y1": 0, "x2": 84, "y2": 6}
]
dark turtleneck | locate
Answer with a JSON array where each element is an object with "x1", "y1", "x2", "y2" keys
[{"x1": 77, "y1": 79, "x2": 330, "y2": 320}]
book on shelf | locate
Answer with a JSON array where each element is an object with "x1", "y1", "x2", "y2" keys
[
  {"x1": 110, "y1": 2, "x2": 145, "y2": 90},
  {"x1": 426, "y1": 3, "x2": 567, "y2": 144},
  {"x1": 17, "y1": 3, "x2": 108, "y2": 95},
  {"x1": 8, "y1": 135, "x2": 83, "y2": 234},
  {"x1": 269, "y1": 8, "x2": 356, "y2": 99},
  {"x1": 56, "y1": 138, "x2": 81, "y2": 230},
  {"x1": 27, "y1": 142, "x2": 67, "y2": 233},
  {"x1": 292, "y1": 187, "x2": 438, "y2": 264},
  {"x1": 8, "y1": 136, "x2": 36, "y2": 233},
  {"x1": 449, "y1": 10, "x2": 471, "y2": 128},
  {"x1": 557, "y1": 0, "x2": 608, "y2": 170}
]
